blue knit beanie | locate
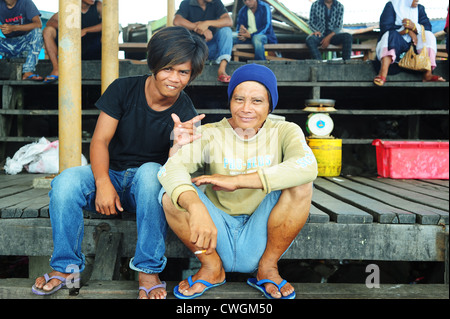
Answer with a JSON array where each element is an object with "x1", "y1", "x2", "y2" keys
[{"x1": 227, "y1": 64, "x2": 279, "y2": 110}]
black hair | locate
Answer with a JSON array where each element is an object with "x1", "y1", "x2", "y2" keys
[{"x1": 147, "y1": 26, "x2": 209, "y2": 83}]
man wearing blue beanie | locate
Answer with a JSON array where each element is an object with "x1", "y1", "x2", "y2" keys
[{"x1": 159, "y1": 63, "x2": 318, "y2": 299}]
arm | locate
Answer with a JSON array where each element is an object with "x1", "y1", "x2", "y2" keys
[
  {"x1": 81, "y1": 1, "x2": 102, "y2": 37},
  {"x1": 90, "y1": 111, "x2": 123, "y2": 215},
  {"x1": 0, "y1": 15, "x2": 41, "y2": 35}
]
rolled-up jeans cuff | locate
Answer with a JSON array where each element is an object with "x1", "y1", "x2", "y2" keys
[
  {"x1": 215, "y1": 54, "x2": 231, "y2": 64},
  {"x1": 129, "y1": 257, "x2": 167, "y2": 274}
]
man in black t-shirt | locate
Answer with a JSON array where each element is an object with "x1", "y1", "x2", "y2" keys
[
  {"x1": 41, "y1": 0, "x2": 102, "y2": 83},
  {"x1": 32, "y1": 26, "x2": 208, "y2": 299}
]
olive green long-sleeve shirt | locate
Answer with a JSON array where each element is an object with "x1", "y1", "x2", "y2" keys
[{"x1": 158, "y1": 118, "x2": 318, "y2": 216}]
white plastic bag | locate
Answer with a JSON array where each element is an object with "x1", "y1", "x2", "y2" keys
[{"x1": 4, "y1": 137, "x2": 88, "y2": 175}]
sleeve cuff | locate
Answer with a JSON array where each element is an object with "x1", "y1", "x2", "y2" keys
[{"x1": 171, "y1": 184, "x2": 198, "y2": 211}]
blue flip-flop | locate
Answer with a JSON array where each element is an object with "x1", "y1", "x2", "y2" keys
[
  {"x1": 173, "y1": 275, "x2": 226, "y2": 299},
  {"x1": 43, "y1": 75, "x2": 58, "y2": 84},
  {"x1": 247, "y1": 278, "x2": 296, "y2": 299},
  {"x1": 24, "y1": 74, "x2": 43, "y2": 81},
  {"x1": 31, "y1": 273, "x2": 80, "y2": 296}
]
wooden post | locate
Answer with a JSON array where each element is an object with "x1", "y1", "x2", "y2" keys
[
  {"x1": 58, "y1": 0, "x2": 82, "y2": 172},
  {"x1": 101, "y1": 0, "x2": 119, "y2": 94},
  {"x1": 167, "y1": 0, "x2": 175, "y2": 27}
]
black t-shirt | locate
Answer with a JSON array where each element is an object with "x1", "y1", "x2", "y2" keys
[
  {"x1": 176, "y1": 0, "x2": 228, "y2": 35},
  {"x1": 95, "y1": 75, "x2": 198, "y2": 171}
]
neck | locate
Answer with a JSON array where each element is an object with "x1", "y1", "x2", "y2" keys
[
  {"x1": 81, "y1": 2, "x2": 91, "y2": 12},
  {"x1": 5, "y1": 0, "x2": 17, "y2": 9}
]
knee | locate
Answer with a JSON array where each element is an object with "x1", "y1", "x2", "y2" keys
[
  {"x1": 305, "y1": 35, "x2": 318, "y2": 47},
  {"x1": 133, "y1": 162, "x2": 162, "y2": 193},
  {"x1": 50, "y1": 167, "x2": 87, "y2": 201},
  {"x1": 281, "y1": 182, "x2": 313, "y2": 204},
  {"x1": 43, "y1": 26, "x2": 56, "y2": 40}
]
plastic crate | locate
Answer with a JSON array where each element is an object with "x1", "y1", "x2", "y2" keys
[{"x1": 372, "y1": 140, "x2": 449, "y2": 179}]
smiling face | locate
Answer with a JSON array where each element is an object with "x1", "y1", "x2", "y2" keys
[
  {"x1": 228, "y1": 81, "x2": 270, "y2": 139},
  {"x1": 153, "y1": 61, "x2": 192, "y2": 99}
]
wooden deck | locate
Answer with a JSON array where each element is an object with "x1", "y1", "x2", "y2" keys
[
  {"x1": 0, "y1": 279, "x2": 448, "y2": 299},
  {"x1": 0, "y1": 172, "x2": 448, "y2": 260},
  {"x1": 0, "y1": 172, "x2": 448, "y2": 299}
]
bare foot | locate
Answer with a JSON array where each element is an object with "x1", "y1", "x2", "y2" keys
[
  {"x1": 176, "y1": 262, "x2": 225, "y2": 297},
  {"x1": 22, "y1": 72, "x2": 43, "y2": 81},
  {"x1": 34, "y1": 271, "x2": 71, "y2": 292},
  {"x1": 422, "y1": 75, "x2": 445, "y2": 82},
  {"x1": 256, "y1": 264, "x2": 294, "y2": 299},
  {"x1": 138, "y1": 272, "x2": 167, "y2": 299}
]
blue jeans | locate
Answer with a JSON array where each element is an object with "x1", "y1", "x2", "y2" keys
[
  {"x1": 49, "y1": 163, "x2": 167, "y2": 274},
  {"x1": 207, "y1": 27, "x2": 233, "y2": 64},
  {"x1": 306, "y1": 32, "x2": 353, "y2": 60},
  {"x1": 159, "y1": 185, "x2": 284, "y2": 274},
  {"x1": 0, "y1": 28, "x2": 43, "y2": 73},
  {"x1": 234, "y1": 33, "x2": 268, "y2": 60}
]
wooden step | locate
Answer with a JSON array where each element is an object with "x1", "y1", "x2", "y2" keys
[{"x1": 0, "y1": 279, "x2": 448, "y2": 299}]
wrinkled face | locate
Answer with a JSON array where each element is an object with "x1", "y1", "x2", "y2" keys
[
  {"x1": 154, "y1": 61, "x2": 192, "y2": 99},
  {"x1": 228, "y1": 81, "x2": 270, "y2": 139},
  {"x1": 411, "y1": 0, "x2": 419, "y2": 8}
]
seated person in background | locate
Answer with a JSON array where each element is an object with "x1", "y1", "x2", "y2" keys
[
  {"x1": 174, "y1": 0, "x2": 233, "y2": 83},
  {"x1": 0, "y1": 0, "x2": 43, "y2": 81},
  {"x1": 374, "y1": 0, "x2": 445, "y2": 86},
  {"x1": 235, "y1": 0, "x2": 278, "y2": 60},
  {"x1": 306, "y1": 0, "x2": 352, "y2": 61},
  {"x1": 42, "y1": 0, "x2": 102, "y2": 83},
  {"x1": 158, "y1": 64, "x2": 318, "y2": 299}
]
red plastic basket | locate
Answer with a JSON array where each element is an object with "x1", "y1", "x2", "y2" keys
[{"x1": 372, "y1": 140, "x2": 449, "y2": 179}]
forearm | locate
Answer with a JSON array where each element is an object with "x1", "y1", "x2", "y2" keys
[
  {"x1": 173, "y1": 15, "x2": 198, "y2": 31},
  {"x1": 90, "y1": 139, "x2": 111, "y2": 186},
  {"x1": 83, "y1": 23, "x2": 102, "y2": 34}
]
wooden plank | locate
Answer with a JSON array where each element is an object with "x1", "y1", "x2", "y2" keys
[
  {"x1": 316, "y1": 178, "x2": 412, "y2": 224},
  {"x1": 346, "y1": 177, "x2": 449, "y2": 224},
  {"x1": 372, "y1": 178, "x2": 449, "y2": 200},
  {"x1": 0, "y1": 218, "x2": 447, "y2": 261},
  {"x1": 0, "y1": 188, "x2": 49, "y2": 218},
  {"x1": 421, "y1": 179, "x2": 449, "y2": 188},
  {"x1": 322, "y1": 177, "x2": 416, "y2": 224},
  {"x1": 90, "y1": 232, "x2": 123, "y2": 281},
  {"x1": 308, "y1": 204, "x2": 330, "y2": 223},
  {"x1": 341, "y1": 177, "x2": 447, "y2": 225},
  {"x1": 0, "y1": 184, "x2": 33, "y2": 198},
  {"x1": 365, "y1": 177, "x2": 449, "y2": 211},
  {"x1": 311, "y1": 188, "x2": 373, "y2": 224},
  {"x1": 0, "y1": 279, "x2": 448, "y2": 299},
  {"x1": 0, "y1": 278, "x2": 449, "y2": 300}
]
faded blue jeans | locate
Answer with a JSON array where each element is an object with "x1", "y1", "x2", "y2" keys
[
  {"x1": 0, "y1": 28, "x2": 43, "y2": 74},
  {"x1": 306, "y1": 31, "x2": 353, "y2": 60},
  {"x1": 49, "y1": 163, "x2": 167, "y2": 275},
  {"x1": 234, "y1": 33, "x2": 268, "y2": 60},
  {"x1": 207, "y1": 27, "x2": 233, "y2": 64}
]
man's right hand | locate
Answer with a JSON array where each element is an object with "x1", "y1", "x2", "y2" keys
[
  {"x1": 179, "y1": 191, "x2": 217, "y2": 254},
  {"x1": 95, "y1": 179, "x2": 124, "y2": 215}
]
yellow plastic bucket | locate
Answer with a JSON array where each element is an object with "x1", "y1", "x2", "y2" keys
[{"x1": 307, "y1": 138, "x2": 342, "y2": 176}]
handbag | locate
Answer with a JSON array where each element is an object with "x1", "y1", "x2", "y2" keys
[{"x1": 398, "y1": 25, "x2": 431, "y2": 72}]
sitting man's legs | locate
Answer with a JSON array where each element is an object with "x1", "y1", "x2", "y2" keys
[
  {"x1": 330, "y1": 32, "x2": 353, "y2": 60},
  {"x1": 256, "y1": 182, "x2": 313, "y2": 298}
]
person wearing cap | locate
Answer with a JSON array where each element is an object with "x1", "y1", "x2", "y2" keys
[{"x1": 158, "y1": 64, "x2": 318, "y2": 299}]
